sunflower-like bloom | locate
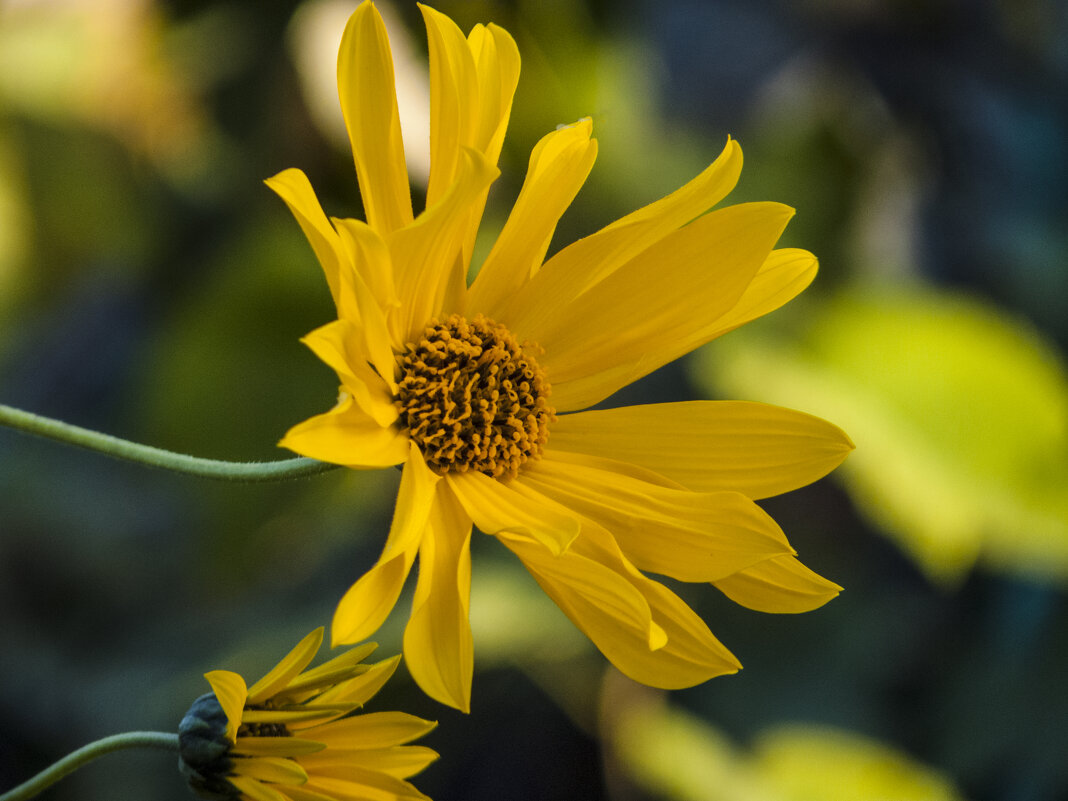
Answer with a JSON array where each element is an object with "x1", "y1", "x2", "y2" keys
[
  {"x1": 178, "y1": 628, "x2": 436, "y2": 801},
  {"x1": 270, "y1": 2, "x2": 854, "y2": 712}
]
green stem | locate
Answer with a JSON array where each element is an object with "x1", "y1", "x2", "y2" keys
[
  {"x1": 0, "y1": 731, "x2": 179, "y2": 801},
  {"x1": 0, "y1": 403, "x2": 339, "y2": 482}
]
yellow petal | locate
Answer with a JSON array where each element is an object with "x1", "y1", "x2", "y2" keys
[
  {"x1": 337, "y1": 2, "x2": 412, "y2": 235},
  {"x1": 445, "y1": 470, "x2": 579, "y2": 556},
  {"x1": 312, "y1": 711, "x2": 438, "y2": 749},
  {"x1": 301, "y1": 745, "x2": 438, "y2": 780},
  {"x1": 234, "y1": 756, "x2": 309, "y2": 786},
  {"x1": 312, "y1": 655, "x2": 402, "y2": 712},
  {"x1": 421, "y1": 4, "x2": 480, "y2": 207},
  {"x1": 301, "y1": 320, "x2": 397, "y2": 427},
  {"x1": 281, "y1": 643, "x2": 378, "y2": 697},
  {"x1": 228, "y1": 774, "x2": 291, "y2": 801},
  {"x1": 246, "y1": 629, "x2": 324, "y2": 706},
  {"x1": 703, "y1": 247, "x2": 819, "y2": 339},
  {"x1": 601, "y1": 137, "x2": 741, "y2": 234},
  {"x1": 332, "y1": 446, "x2": 439, "y2": 645},
  {"x1": 402, "y1": 486, "x2": 474, "y2": 712},
  {"x1": 421, "y1": 6, "x2": 519, "y2": 266},
  {"x1": 279, "y1": 396, "x2": 408, "y2": 468},
  {"x1": 496, "y1": 527, "x2": 660, "y2": 657},
  {"x1": 713, "y1": 554, "x2": 842, "y2": 613},
  {"x1": 334, "y1": 557, "x2": 410, "y2": 646},
  {"x1": 277, "y1": 786, "x2": 337, "y2": 801},
  {"x1": 517, "y1": 201, "x2": 795, "y2": 411},
  {"x1": 495, "y1": 136, "x2": 742, "y2": 327},
  {"x1": 389, "y1": 148, "x2": 499, "y2": 344},
  {"x1": 265, "y1": 169, "x2": 348, "y2": 314},
  {"x1": 468, "y1": 119, "x2": 598, "y2": 317},
  {"x1": 305, "y1": 771, "x2": 429, "y2": 801},
  {"x1": 624, "y1": 571, "x2": 743, "y2": 686},
  {"x1": 331, "y1": 217, "x2": 403, "y2": 364},
  {"x1": 327, "y1": 223, "x2": 401, "y2": 389},
  {"x1": 549, "y1": 400, "x2": 855, "y2": 499},
  {"x1": 468, "y1": 22, "x2": 520, "y2": 162},
  {"x1": 331, "y1": 217, "x2": 398, "y2": 310},
  {"x1": 521, "y1": 454, "x2": 793, "y2": 582},
  {"x1": 204, "y1": 670, "x2": 247, "y2": 745},
  {"x1": 497, "y1": 481, "x2": 742, "y2": 684},
  {"x1": 459, "y1": 22, "x2": 520, "y2": 269},
  {"x1": 233, "y1": 737, "x2": 326, "y2": 758},
  {"x1": 533, "y1": 517, "x2": 742, "y2": 686}
]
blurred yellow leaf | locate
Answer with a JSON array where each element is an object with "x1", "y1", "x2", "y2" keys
[
  {"x1": 610, "y1": 695, "x2": 965, "y2": 801},
  {"x1": 752, "y1": 723, "x2": 965, "y2": 801},
  {"x1": 691, "y1": 284, "x2": 1068, "y2": 585}
]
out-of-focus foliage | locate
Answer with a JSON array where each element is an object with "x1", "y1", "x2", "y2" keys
[
  {"x1": 607, "y1": 683, "x2": 965, "y2": 801},
  {"x1": 693, "y1": 285, "x2": 1068, "y2": 585}
]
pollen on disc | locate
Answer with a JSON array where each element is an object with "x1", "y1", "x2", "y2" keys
[{"x1": 396, "y1": 314, "x2": 554, "y2": 479}]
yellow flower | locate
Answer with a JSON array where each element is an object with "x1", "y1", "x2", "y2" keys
[
  {"x1": 178, "y1": 628, "x2": 437, "y2": 801},
  {"x1": 269, "y1": 1, "x2": 854, "y2": 712}
]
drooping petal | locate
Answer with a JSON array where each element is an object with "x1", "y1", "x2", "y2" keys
[
  {"x1": 337, "y1": 2, "x2": 413, "y2": 235},
  {"x1": 549, "y1": 400, "x2": 855, "y2": 499},
  {"x1": 496, "y1": 528, "x2": 662, "y2": 656},
  {"x1": 445, "y1": 469, "x2": 579, "y2": 555},
  {"x1": 246, "y1": 628, "x2": 324, "y2": 705},
  {"x1": 203, "y1": 670, "x2": 247, "y2": 745},
  {"x1": 279, "y1": 395, "x2": 408, "y2": 468},
  {"x1": 713, "y1": 554, "x2": 842, "y2": 613},
  {"x1": 300, "y1": 320, "x2": 398, "y2": 428},
  {"x1": 499, "y1": 482, "x2": 742, "y2": 686},
  {"x1": 389, "y1": 149, "x2": 499, "y2": 345},
  {"x1": 493, "y1": 137, "x2": 742, "y2": 323},
  {"x1": 468, "y1": 119, "x2": 598, "y2": 317},
  {"x1": 514, "y1": 201, "x2": 795, "y2": 411},
  {"x1": 329, "y1": 222, "x2": 402, "y2": 386},
  {"x1": 265, "y1": 169, "x2": 348, "y2": 314},
  {"x1": 402, "y1": 484, "x2": 474, "y2": 712},
  {"x1": 312, "y1": 712, "x2": 438, "y2": 749},
  {"x1": 521, "y1": 454, "x2": 793, "y2": 582},
  {"x1": 331, "y1": 217, "x2": 403, "y2": 361},
  {"x1": 627, "y1": 566, "x2": 743, "y2": 684},
  {"x1": 332, "y1": 446, "x2": 439, "y2": 645}
]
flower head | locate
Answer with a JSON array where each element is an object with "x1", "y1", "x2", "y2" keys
[
  {"x1": 270, "y1": 1, "x2": 854, "y2": 712},
  {"x1": 178, "y1": 628, "x2": 437, "y2": 801}
]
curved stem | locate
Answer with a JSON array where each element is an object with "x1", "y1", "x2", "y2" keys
[
  {"x1": 0, "y1": 731, "x2": 179, "y2": 801},
  {"x1": 0, "y1": 403, "x2": 339, "y2": 482}
]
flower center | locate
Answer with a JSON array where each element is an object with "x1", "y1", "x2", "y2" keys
[
  {"x1": 396, "y1": 313, "x2": 554, "y2": 479},
  {"x1": 238, "y1": 721, "x2": 290, "y2": 738},
  {"x1": 238, "y1": 703, "x2": 292, "y2": 739}
]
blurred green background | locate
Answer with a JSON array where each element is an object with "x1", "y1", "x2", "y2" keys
[{"x1": 2, "y1": 1, "x2": 1067, "y2": 800}]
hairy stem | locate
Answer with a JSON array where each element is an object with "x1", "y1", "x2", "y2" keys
[{"x1": 0, "y1": 403, "x2": 338, "y2": 482}]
